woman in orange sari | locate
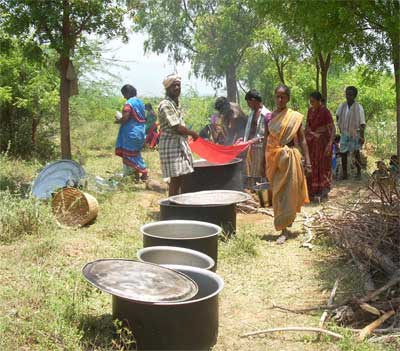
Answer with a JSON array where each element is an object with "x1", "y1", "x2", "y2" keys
[{"x1": 265, "y1": 85, "x2": 311, "y2": 244}]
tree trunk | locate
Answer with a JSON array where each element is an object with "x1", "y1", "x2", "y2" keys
[
  {"x1": 318, "y1": 52, "x2": 331, "y2": 104},
  {"x1": 274, "y1": 59, "x2": 285, "y2": 84},
  {"x1": 59, "y1": 56, "x2": 71, "y2": 159},
  {"x1": 315, "y1": 57, "x2": 320, "y2": 92},
  {"x1": 392, "y1": 35, "x2": 400, "y2": 158},
  {"x1": 60, "y1": 0, "x2": 72, "y2": 159},
  {"x1": 31, "y1": 117, "x2": 39, "y2": 145},
  {"x1": 226, "y1": 64, "x2": 237, "y2": 103}
]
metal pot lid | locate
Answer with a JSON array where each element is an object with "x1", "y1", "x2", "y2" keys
[
  {"x1": 82, "y1": 259, "x2": 198, "y2": 303},
  {"x1": 32, "y1": 160, "x2": 85, "y2": 200},
  {"x1": 168, "y1": 190, "x2": 251, "y2": 206}
]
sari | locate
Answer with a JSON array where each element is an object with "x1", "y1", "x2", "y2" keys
[
  {"x1": 115, "y1": 97, "x2": 147, "y2": 175},
  {"x1": 266, "y1": 108, "x2": 309, "y2": 231},
  {"x1": 305, "y1": 105, "x2": 333, "y2": 196}
]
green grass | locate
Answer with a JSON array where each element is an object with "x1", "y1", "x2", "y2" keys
[{"x1": 0, "y1": 119, "x2": 398, "y2": 351}]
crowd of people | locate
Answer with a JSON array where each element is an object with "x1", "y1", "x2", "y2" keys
[{"x1": 114, "y1": 73, "x2": 398, "y2": 243}]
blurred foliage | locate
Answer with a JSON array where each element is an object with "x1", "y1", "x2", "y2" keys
[{"x1": 0, "y1": 33, "x2": 59, "y2": 160}]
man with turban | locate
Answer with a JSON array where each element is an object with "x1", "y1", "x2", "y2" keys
[{"x1": 158, "y1": 74, "x2": 199, "y2": 195}]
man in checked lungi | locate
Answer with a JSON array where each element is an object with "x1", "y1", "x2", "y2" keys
[{"x1": 158, "y1": 74, "x2": 199, "y2": 196}]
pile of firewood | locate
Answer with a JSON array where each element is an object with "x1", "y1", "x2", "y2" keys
[
  {"x1": 309, "y1": 181, "x2": 400, "y2": 341},
  {"x1": 241, "y1": 178, "x2": 400, "y2": 343}
]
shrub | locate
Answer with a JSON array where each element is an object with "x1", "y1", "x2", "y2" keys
[{"x1": 0, "y1": 191, "x2": 55, "y2": 243}]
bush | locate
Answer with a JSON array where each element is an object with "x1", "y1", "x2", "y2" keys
[
  {"x1": 0, "y1": 37, "x2": 59, "y2": 158},
  {"x1": 0, "y1": 153, "x2": 37, "y2": 193},
  {"x1": 0, "y1": 191, "x2": 55, "y2": 243}
]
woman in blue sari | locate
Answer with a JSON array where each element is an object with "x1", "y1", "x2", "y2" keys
[{"x1": 115, "y1": 84, "x2": 148, "y2": 180}]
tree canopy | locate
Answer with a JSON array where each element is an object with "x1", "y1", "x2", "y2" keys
[
  {"x1": 134, "y1": 0, "x2": 260, "y2": 102},
  {"x1": 0, "y1": 0, "x2": 129, "y2": 159}
]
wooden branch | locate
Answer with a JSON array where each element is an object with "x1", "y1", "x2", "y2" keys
[
  {"x1": 369, "y1": 334, "x2": 400, "y2": 343},
  {"x1": 301, "y1": 214, "x2": 314, "y2": 249},
  {"x1": 237, "y1": 203, "x2": 273, "y2": 217},
  {"x1": 241, "y1": 326, "x2": 343, "y2": 339},
  {"x1": 181, "y1": 0, "x2": 196, "y2": 31},
  {"x1": 74, "y1": 14, "x2": 91, "y2": 37},
  {"x1": 359, "y1": 303, "x2": 381, "y2": 316},
  {"x1": 272, "y1": 304, "x2": 341, "y2": 314},
  {"x1": 357, "y1": 272, "x2": 400, "y2": 304},
  {"x1": 319, "y1": 279, "x2": 340, "y2": 330},
  {"x1": 357, "y1": 310, "x2": 395, "y2": 341}
]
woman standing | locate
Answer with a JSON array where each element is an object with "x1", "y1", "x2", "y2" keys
[
  {"x1": 115, "y1": 84, "x2": 148, "y2": 180},
  {"x1": 305, "y1": 91, "x2": 334, "y2": 199},
  {"x1": 265, "y1": 85, "x2": 311, "y2": 244}
]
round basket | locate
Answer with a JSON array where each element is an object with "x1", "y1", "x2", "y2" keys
[{"x1": 52, "y1": 187, "x2": 99, "y2": 227}]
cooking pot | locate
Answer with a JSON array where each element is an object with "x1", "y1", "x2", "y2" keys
[
  {"x1": 159, "y1": 199, "x2": 236, "y2": 236},
  {"x1": 180, "y1": 158, "x2": 243, "y2": 193},
  {"x1": 112, "y1": 265, "x2": 224, "y2": 350},
  {"x1": 141, "y1": 220, "x2": 221, "y2": 269},
  {"x1": 137, "y1": 246, "x2": 215, "y2": 271}
]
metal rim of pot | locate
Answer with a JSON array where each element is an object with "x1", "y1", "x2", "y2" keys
[
  {"x1": 140, "y1": 220, "x2": 222, "y2": 241},
  {"x1": 150, "y1": 265, "x2": 224, "y2": 306},
  {"x1": 137, "y1": 246, "x2": 216, "y2": 271},
  {"x1": 193, "y1": 157, "x2": 241, "y2": 167},
  {"x1": 158, "y1": 198, "x2": 232, "y2": 208},
  {"x1": 167, "y1": 190, "x2": 251, "y2": 206}
]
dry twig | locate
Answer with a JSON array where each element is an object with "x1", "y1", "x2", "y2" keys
[
  {"x1": 241, "y1": 326, "x2": 343, "y2": 339},
  {"x1": 319, "y1": 279, "x2": 340, "y2": 330}
]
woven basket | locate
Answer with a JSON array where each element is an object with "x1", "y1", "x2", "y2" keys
[{"x1": 52, "y1": 187, "x2": 99, "y2": 227}]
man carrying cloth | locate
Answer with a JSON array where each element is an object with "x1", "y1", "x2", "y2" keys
[
  {"x1": 336, "y1": 86, "x2": 366, "y2": 180},
  {"x1": 158, "y1": 74, "x2": 199, "y2": 196}
]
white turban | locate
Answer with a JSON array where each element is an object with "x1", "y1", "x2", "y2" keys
[{"x1": 163, "y1": 74, "x2": 181, "y2": 89}]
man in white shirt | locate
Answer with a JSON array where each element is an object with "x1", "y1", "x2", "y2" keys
[{"x1": 336, "y1": 86, "x2": 366, "y2": 179}]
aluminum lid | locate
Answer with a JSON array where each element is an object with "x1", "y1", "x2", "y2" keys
[
  {"x1": 82, "y1": 259, "x2": 198, "y2": 303},
  {"x1": 168, "y1": 190, "x2": 251, "y2": 206},
  {"x1": 32, "y1": 160, "x2": 85, "y2": 200}
]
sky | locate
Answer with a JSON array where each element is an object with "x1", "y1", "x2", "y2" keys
[{"x1": 101, "y1": 32, "x2": 219, "y2": 97}]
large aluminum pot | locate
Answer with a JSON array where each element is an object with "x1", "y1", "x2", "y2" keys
[
  {"x1": 159, "y1": 199, "x2": 236, "y2": 236},
  {"x1": 141, "y1": 220, "x2": 221, "y2": 269},
  {"x1": 112, "y1": 266, "x2": 224, "y2": 350},
  {"x1": 180, "y1": 158, "x2": 243, "y2": 193},
  {"x1": 137, "y1": 246, "x2": 215, "y2": 271}
]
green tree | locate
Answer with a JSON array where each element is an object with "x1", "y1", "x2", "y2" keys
[
  {"x1": 255, "y1": 0, "x2": 357, "y2": 104},
  {"x1": 0, "y1": 32, "x2": 59, "y2": 158},
  {"x1": 252, "y1": 24, "x2": 299, "y2": 85},
  {"x1": 134, "y1": 0, "x2": 260, "y2": 102},
  {"x1": 348, "y1": 0, "x2": 400, "y2": 157},
  {"x1": 0, "y1": 0, "x2": 129, "y2": 159}
]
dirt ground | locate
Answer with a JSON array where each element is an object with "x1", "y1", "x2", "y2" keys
[{"x1": 139, "y1": 179, "x2": 367, "y2": 350}]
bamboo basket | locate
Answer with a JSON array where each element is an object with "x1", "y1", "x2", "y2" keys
[{"x1": 52, "y1": 187, "x2": 99, "y2": 227}]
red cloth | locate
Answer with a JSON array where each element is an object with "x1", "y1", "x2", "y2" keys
[
  {"x1": 189, "y1": 137, "x2": 250, "y2": 164},
  {"x1": 305, "y1": 106, "x2": 334, "y2": 195}
]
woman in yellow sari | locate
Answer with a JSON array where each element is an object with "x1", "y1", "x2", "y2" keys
[{"x1": 265, "y1": 85, "x2": 311, "y2": 244}]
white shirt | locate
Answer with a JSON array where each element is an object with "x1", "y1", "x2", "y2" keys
[{"x1": 336, "y1": 102, "x2": 366, "y2": 125}]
